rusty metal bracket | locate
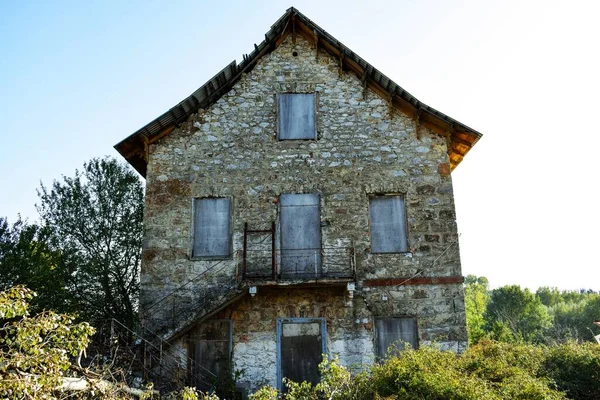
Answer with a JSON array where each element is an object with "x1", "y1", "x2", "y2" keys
[
  {"x1": 313, "y1": 30, "x2": 319, "y2": 61},
  {"x1": 445, "y1": 123, "x2": 456, "y2": 152},
  {"x1": 387, "y1": 93, "x2": 394, "y2": 120},
  {"x1": 415, "y1": 107, "x2": 423, "y2": 140},
  {"x1": 292, "y1": 15, "x2": 297, "y2": 45},
  {"x1": 362, "y1": 70, "x2": 369, "y2": 100}
]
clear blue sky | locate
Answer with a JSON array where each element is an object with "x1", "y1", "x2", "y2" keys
[{"x1": 2, "y1": 0, "x2": 599, "y2": 291}]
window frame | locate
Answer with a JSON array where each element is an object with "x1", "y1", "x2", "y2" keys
[
  {"x1": 276, "y1": 92, "x2": 318, "y2": 141},
  {"x1": 373, "y1": 316, "x2": 419, "y2": 360},
  {"x1": 368, "y1": 194, "x2": 409, "y2": 254},
  {"x1": 191, "y1": 197, "x2": 233, "y2": 260}
]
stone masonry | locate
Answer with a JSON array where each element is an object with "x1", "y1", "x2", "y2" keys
[{"x1": 139, "y1": 33, "x2": 468, "y2": 391}]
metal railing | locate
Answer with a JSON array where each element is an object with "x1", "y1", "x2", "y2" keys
[
  {"x1": 242, "y1": 247, "x2": 355, "y2": 281},
  {"x1": 87, "y1": 318, "x2": 216, "y2": 394}
]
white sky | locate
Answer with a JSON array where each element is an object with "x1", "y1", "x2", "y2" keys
[{"x1": 1, "y1": 0, "x2": 599, "y2": 291}]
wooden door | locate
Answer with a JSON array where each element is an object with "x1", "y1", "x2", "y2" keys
[
  {"x1": 190, "y1": 320, "x2": 231, "y2": 391},
  {"x1": 277, "y1": 318, "x2": 326, "y2": 390}
]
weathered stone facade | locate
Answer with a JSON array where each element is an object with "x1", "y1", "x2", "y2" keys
[{"x1": 138, "y1": 31, "x2": 469, "y2": 391}]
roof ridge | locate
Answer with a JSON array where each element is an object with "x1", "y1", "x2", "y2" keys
[{"x1": 115, "y1": 7, "x2": 481, "y2": 176}]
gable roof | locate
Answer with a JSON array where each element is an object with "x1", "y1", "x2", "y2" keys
[{"x1": 115, "y1": 7, "x2": 482, "y2": 177}]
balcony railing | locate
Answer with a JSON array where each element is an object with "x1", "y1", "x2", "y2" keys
[{"x1": 242, "y1": 247, "x2": 355, "y2": 281}]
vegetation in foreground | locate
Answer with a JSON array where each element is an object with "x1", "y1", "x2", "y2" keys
[{"x1": 2, "y1": 285, "x2": 599, "y2": 399}]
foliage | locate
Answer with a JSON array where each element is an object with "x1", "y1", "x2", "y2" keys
[
  {"x1": 368, "y1": 345, "x2": 499, "y2": 400},
  {"x1": 248, "y1": 386, "x2": 279, "y2": 400},
  {"x1": 163, "y1": 387, "x2": 220, "y2": 400},
  {"x1": 0, "y1": 217, "x2": 75, "y2": 314},
  {"x1": 465, "y1": 278, "x2": 600, "y2": 345},
  {"x1": 0, "y1": 286, "x2": 95, "y2": 399},
  {"x1": 464, "y1": 275, "x2": 489, "y2": 344},
  {"x1": 461, "y1": 340, "x2": 562, "y2": 399},
  {"x1": 484, "y1": 285, "x2": 552, "y2": 343},
  {"x1": 537, "y1": 286, "x2": 564, "y2": 308},
  {"x1": 543, "y1": 341, "x2": 600, "y2": 400},
  {"x1": 37, "y1": 157, "x2": 144, "y2": 331},
  {"x1": 245, "y1": 341, "x2": 585, "y2": 400}
]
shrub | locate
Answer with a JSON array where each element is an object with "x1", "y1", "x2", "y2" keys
[
  {"x1": 542, "y1": 341, "x2": 600, "y2": 400},
  {"x1": 370, "y1": 346, "x2": 499, "y2": 400}
]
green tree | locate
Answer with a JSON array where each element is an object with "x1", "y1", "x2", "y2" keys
[
  {"x1": 464, "y1": 275, "x2": 490, "y2": 344},
  {"x1": 536, "y1": 286, "x2": 563, "y2": 307},
  {"x1": 37, "y1": 157, "x2": 144, "y2": 331},
  {"x1": 485, "y1": 285, "x2": 551, "y2": 343},
  {"x1": 540, "y1": 290, "x2": 600, "y2": 344},
  {"x1": 0, "y1": 217, "x2": 75, "y2": 314}
]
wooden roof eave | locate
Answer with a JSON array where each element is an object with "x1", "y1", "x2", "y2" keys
[
  {"x1": 115, "y1": 7, "x2": 482, "y2": 177},
  {"x1": 294, "y1": 19, "x2": 481, "y2": 171}
]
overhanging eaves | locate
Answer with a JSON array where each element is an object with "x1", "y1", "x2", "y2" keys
[{"x1": 115, "y1": 7, "x2": 482, "y2": 177}]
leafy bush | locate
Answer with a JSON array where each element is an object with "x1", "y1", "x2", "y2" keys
[
  {"x1": 0, "y1": 286, "x2": 95, "y2": 399},
  {"x1": 244, "y1": 341, "x2": 574, "y2": 400},
  {"x1": 369, "y1": 345, "x2": 498, "y2": 400},
  {"x1": 248, "y1": 386, "x2": 278, "y2": 400},
  {"x1": 542, "y1": 342, "x2": 600, "y2": 400}
]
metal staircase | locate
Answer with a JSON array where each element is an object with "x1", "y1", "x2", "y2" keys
[
  {"x1": 106, "y1": 222, "x2": 355, "y2": 393},
  {"x1": 105, "y1": 257, "x2": 246, "y2": 393}
]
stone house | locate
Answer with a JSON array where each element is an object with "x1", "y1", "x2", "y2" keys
[{"x1": 115, "y1": 7, "x2": 481, "y2": 394}]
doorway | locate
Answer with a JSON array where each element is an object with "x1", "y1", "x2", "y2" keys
[{"x1": 276, "y1": 318, "x2": 327, "y2": 390}]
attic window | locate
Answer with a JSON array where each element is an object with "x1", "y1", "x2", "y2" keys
[{"x1": 277, "y1": 93, "x2": 316, "y2": 140}]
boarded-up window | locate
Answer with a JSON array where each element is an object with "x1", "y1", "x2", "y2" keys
[
  {"x1": 375, "y1": 317, "x2": 418, "y2": 359},
  {"x1": 190, "y1": 320, "x2": 232, "y2": 391},
  {"x1": 193, "y1": 198, "x2": 231, "y2": 257},
  {"x1": 369, "y1": 196, "x2": 408, "y2": 253},
  {"x1": 278, "y1": 93, "x2": 316, "y2": 140},
  {"x1": 280, "y1": 194, "x2": 321, "y2": 278}
]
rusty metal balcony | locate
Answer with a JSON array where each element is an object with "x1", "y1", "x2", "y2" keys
[
  {"x1": 241, "y1": 222, "x2": 355, "y2": 285},
  {"x1": 242, "y1": 247, "x2": 356, "y2": 284}
]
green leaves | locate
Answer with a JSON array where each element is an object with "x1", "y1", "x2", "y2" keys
[
  {"x1": 36, "y1": 157, "x2": 144, "y2": 331},
  {"x1": 0, "y1": 286, "x2": 33, "y2": 319},
  {"x1": 0, "y1": 219, "x2": 74, "y2": 315},
  {"x1": 465, "y1": 274, "x2": 490, "y2": 344},
  {"x1": 485, "y1": 285, "x2": 552, "y2": 343},
  {"x1": 466, "y1": 277, "x2": 600, "y2": 345},
  {"x1": 0, "y1": 286, "x2": 95, "y2": 399},
  {"x1": 246, "y1": 341, "x2": 596, "y2": 400}
]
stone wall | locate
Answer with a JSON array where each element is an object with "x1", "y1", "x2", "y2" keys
[
  {"x1": 213, "y1": 287, "x2": 372, "y2": 390},
  {"x1": 141, "y1": 32, "x2": 467, "y2": 388}
]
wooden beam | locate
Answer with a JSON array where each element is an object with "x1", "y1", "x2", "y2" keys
[
  {"x1": 453, "y1": 136, "x2": 473, "y2": 148},
  {"x1": 147, "y1": 125, "x2": 176, "y2": 145},
  {"x1": 313, "y1": 30, "x2": 319, "y2": 60},
  {"x1": 292, "y1": 15, "x2": 297, "y2": 45},
  {"x1": 338, "y1": 52, "x2": 345, "y2": 78}
]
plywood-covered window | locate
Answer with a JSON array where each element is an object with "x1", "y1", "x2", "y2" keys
[
  {"x1": 279, "y1": 193, "x2": 321, "y2": 278},
  {"x1": 193, "y1": 198, "x2": 232, "y2": 258},
  {"x1": 277, "y1": 93, "x2": 316, "y2": 140},
  {"x1": 374, "y1": 317, "x2": 418, "y2": 360},
  {"x1": 369, "y1": 195, "x2": 408, "y2": 253}
]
